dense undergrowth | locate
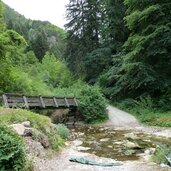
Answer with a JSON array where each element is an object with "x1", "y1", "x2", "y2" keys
[
  {"x1": 0, "y1": 125, "x2": 26, "y2": 171},
  {"x1": 152, "y1": 144, "x2": 171, "y2": 166}
]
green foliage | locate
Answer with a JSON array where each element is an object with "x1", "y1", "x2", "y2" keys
[
  {"x1": 116, "y1": 96, "x2": 154, "y2": 116},
  {"x1": 40, "y1": 52, "x2": 73, "y2": 88},
  {"x1": 0, "y1": 125, "x2": 26, "y2": 171},
  {"x1": 0, "y1": 0, "x2": 5, "y2": 32},
  {"x1": 53, "y1": 81, "x2": 88, "y2": 97},
  {"x1": 0, "y1": 34, "x2": 73, "y2": 95},
  {"x1": 52, "y1": 82, "x2": 108, "y2": 124},
  {"x1": 3, "y1": 3, "x2": 66, "y2": 60},
  {"x1": 65, "y1": 0, "x2": 127, "y2": 80},
  {"x1": 104, "y1": 0, "x2": 128, "y2": 53},
  {"x1": 0, "y1": 108, "x2": 66, "y2": 151},
  {"x1": 0, "y1": 1, "x2": 71, "y2": 96},
  {"x1": 79, "y1": 86, "x2": 108, "y2": 124},
  {"x1": 123, "y1": 0, "x2": 171, "y2": 96},
  {"x1": 25, "y1": 159, "x2": 34, "y2": 171},
  {"x1": 116, "y1": 97, "x2": 171, "y2": 127},
  {"x1": 152, "y1": 144, "x2": 171, "y2": 165},
  {"x1": 100, "y1": 0, "x2": 171, "y2": 103},
  {"x1": 49, "y1": 134, "x2": 64, "y2": 150},
  {"x1": 84, "y1": 47, "x2": 112, "y2": 83},
  {"x1": 0, "y1": 61, "x2": 15, "y2": 93},
  {"x1": 55, "y1": 124, "x2": 69, "y2": 140}
]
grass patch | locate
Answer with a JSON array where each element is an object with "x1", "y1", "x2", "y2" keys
[
  {"x1": 0, "y1": 108, "x2": 66, "y2": 150},
  {"x1": 137, "y1": 112, "x2": 171, "y2": 127},
  {"x1": 0, "y1": 108, "x2": 52, "y2": 134},
  {"x1": 152, "y1": 144, "x2": 171, "y2": 165}
]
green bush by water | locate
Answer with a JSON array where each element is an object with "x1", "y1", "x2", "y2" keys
[
  {"x1": 49, "y1": 134, "x2": 64, "y2": 150},
  {"x1": 152, "y1": 144, "x2": 171, "y2": 165},
  {"x1": 55, "y1": 124, "x2": 69, "y2": 140},
  {"x1": 79, "y1": 86, "x2": 108, "y2": 124},
  {"x1": 54, "y1": 83, "x2": 108, "y2": 124}
]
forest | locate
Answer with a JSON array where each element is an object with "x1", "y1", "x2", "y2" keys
[
  {"x1": 0, "y1": 0, "x2": 171, "y2": 170},
  {"x1": 0, "y1": 0, "x2": 171, "y2": 123}
]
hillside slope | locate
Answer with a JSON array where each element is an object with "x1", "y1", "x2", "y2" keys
[{"x1": 3, "y1": 3, "x2": 66, "y2": 60}]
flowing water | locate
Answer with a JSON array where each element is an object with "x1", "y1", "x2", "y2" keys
[{"x1": 70, "y1": 126, "x2": 171, "y2": 161}]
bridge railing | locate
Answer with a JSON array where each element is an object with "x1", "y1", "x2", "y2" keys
[{"x1": 1, "y1": 93, "x2": 78, "y2": 109}]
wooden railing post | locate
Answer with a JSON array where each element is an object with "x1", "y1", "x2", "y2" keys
[
  {"x1": 74, "y1": 97, "x2": 78, "y2": 107},
  {"x1": 53, "y1": 97, "x2": 59, "y2": 108},
  {"x1": 23, "y1": 95, "x2": 29, "y2": 109},
  {"x1": 2, "y1": 94, "x2": 9, "y2": 108},
  {"x1": 39, "y1": 96, "x2": 45, "y2": 108},
  {"x1": 64, "y1": 97, "x2": 69, "y2": 107}
]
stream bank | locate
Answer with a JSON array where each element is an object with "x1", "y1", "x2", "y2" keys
[
  {"x1": 29, "y1": 106, "x2": 171, "y2": 170},
  {"x1": 28, "y1": 125, "x2": 171, "y2": 171}
]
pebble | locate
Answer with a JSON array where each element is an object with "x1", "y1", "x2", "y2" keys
[
  {"x1": 100, "y1": 138, "x2": 110, "y2": 142},
  {"x1": 73, "y1": 140, "x2": 83, "y2": 146}
]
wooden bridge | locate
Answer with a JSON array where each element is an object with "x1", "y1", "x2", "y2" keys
[{"x1": 0, "y1": 93, "x2": 78, "y2": 109}]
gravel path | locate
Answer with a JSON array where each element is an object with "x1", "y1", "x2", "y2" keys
[
  {"x1": 103, "y1": 105, "x2": 171, "y2": 139},
  {"x1": 103, "y1": 106, "x2": 140, "y2": 127}
]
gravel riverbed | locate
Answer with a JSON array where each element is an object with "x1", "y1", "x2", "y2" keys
[{"x1": 27, "y1": 106, "x2": 171, "y2": 171}]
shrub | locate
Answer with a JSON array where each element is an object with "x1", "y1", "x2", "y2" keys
[
  {"x1": 0, "y1": 125, "x2": 26, "y2": 171},
  {"x1": 49, "y1": 134, "x2": 64, "y2": 150},
  {"x1": 79, "y1": 86, "x2": 108, "y2": 124},
  {"x1": 152, "y1": 144, "x2": 171, "y2": 165},
  {"x1": 115, "y1": 98, "x2": 136, "y2": 111},
  {"x1": 55, "y1": 124, "x2": 69, "y2": 140},
  {"x1": 116, "y1": 96, "x2": 154, "y2": 115}
]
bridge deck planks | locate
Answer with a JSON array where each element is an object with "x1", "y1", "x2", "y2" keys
[{"x1": 1, "y1": 93, "x2": 78, "y2": 109}]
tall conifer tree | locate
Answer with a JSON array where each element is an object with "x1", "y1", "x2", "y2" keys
[{"x1": 100, "y1": 0, "x2": 171, "y2": 99}]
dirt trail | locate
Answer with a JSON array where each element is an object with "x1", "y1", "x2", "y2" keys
[
  {"x1": 103, "y1": 105, "x2": 140, "y2": 127},
  {"x1": 103, "y1": 106, "x2": 171, "y2": 139}
]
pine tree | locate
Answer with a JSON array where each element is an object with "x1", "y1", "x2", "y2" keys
[
  {"x1": 65, "y1": 0, "x2": 127, "y2": 81},
  {"x1": 30, "y1": 29, "x2": 49, "y2": 61},
  {"x1": 101, "y1": 0, "x2": 171, "y2": 99},
  {"x1": 104, "y1": 0, "x2": 128, "y2": 53},
  {"x1": 65, "y1": 0, "x2": 104, "y2": 77}
]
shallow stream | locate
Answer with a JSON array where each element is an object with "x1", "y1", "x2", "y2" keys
[{"x1": 69, "y1": 126, "x2": 171, "y2": 161}]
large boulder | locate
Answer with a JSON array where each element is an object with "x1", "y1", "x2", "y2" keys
[
  {"x1": 22, "y1": 121, "x2": 31, "y2": 127},
  {"x1": 10, "y1": 124, "x2": 25, "y2": 136},
  {"x1": 10, "y1": 121, "x2": 49, "y2": 149},
  {"x1": 10, "y1": 121, "x2": 32, "y2": 136}
]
